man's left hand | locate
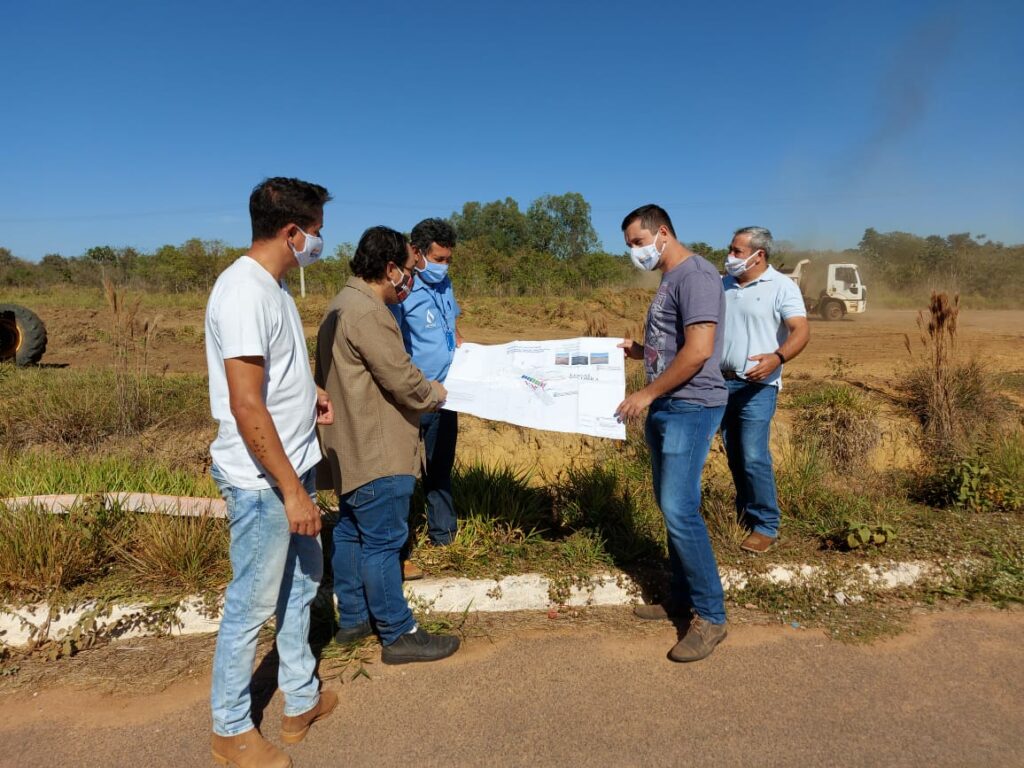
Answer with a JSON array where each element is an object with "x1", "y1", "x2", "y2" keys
[
  {"x1": 615, "y1": 389, "x2": 654, "y2": 424},
  {"x1": 744, "y1": 353, "x2": 781, "y2": 382},
  {"x1": 315, "y1": 387, "x2": 334, "y2": 425}
]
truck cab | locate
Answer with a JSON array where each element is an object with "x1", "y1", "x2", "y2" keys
[{"x1": 781, "y1": 260, "x2": 867, "y2": 320}]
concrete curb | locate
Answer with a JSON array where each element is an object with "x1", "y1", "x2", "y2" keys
[{"x1": 0, "y1": 561, "x2": 948, "y2": 649}]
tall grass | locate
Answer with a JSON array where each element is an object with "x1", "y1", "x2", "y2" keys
[
  {"x1": 0, "y1": 451, "x2": 218, "y2": 497},
  {"x1": 0, "y1": 367, "x2": 208, "y2": 451},
  {"x1": 115, "y1": 513, "x2": 229, "y2": 594},
  {"x1": 788, "y1": 383, "x2": 881, "y2": 472}
]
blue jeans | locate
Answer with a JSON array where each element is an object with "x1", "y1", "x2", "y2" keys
[
  {"x1": 645, "y1": 397, "x2": 727, "y2": 625},
  {"x1": 333, "y1": 475, "x2": 418, "y2": 646},
  {"x1": 419, "y1": 410, "x2": 458, "y2": 545},
  {"x1": 721, "y1": 379, "x2": 781, "y2": 538},
  {"x1": 209, "y1": 465, "x2": 323, "y2": 737}
]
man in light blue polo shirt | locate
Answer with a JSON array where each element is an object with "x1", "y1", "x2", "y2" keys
[
  {"x1": 721, "y1": 226, "x2": 810, "y2": 553},
  {"x1": 391, "y1": 218, "x2": 462, "y2": 562}
]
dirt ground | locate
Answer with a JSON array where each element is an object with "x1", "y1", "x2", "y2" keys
[
  {"x1": 0, "y1": 606, "x2": 1021, "y2": 767},
  {"x1": 32, "y1": 303, "x2": 1024, "y2": 382}
]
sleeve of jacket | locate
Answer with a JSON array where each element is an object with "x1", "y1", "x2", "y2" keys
[{"x1": 347, "y1": 305, "x2": 438, "y2": 411}]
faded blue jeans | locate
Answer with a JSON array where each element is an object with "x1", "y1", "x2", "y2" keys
[
  {"x1": 721, "y1": 379, "x2": 781, "y2": 538},
  {"x1": 645, "y1": 397, "x2": 727, "y2": 625},
  {"x1": 333, "y1": 475, "x2": 418, "y2": 646},
  {"x1": 209, "y1": 465, "x2": 323, "y2": 737}
]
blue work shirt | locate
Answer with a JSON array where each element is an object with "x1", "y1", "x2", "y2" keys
[
  {"x1": 390, "y1": 276, "x2": 461, "y2": 382},
  {"x1": 721, "y1": 265, "x2": 806, "y2": 388}
]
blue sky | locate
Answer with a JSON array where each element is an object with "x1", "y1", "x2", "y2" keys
[{"x1": 1, "y1": 0, "x2": 1022, "y2": 261}]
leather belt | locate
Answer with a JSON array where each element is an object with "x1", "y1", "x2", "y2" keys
[{"x1": 722, "y1": 370, "x2": 741, "y2": 381}]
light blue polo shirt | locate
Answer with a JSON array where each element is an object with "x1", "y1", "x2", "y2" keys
[
  {"x1": 721, "y1": 265, "x2": 806, "y2": 388},
  {"x1": 390, "y1": 276, "x2": 461, "y2": 382}
]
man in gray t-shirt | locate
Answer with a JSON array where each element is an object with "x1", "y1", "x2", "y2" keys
[
  {"x1": 644, "y1": 250, "x2": 728, "y2": 407},
  {"x1": 616, "y1": 204, "x2": 728, "y2": 664}
]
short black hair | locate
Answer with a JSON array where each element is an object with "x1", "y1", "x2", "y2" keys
[
  {"x1": 410, "y1": 218, "x2": 457, "y2": 254},
  {"x1": 621, "y1": 204, "x2": 676, "y2": 238},
  {"x1": 249, "y1": 177, "x2": 331, "y2": 242},
  {"x1": 351, "y1": 226, "x2": 408, "y2": 281}
]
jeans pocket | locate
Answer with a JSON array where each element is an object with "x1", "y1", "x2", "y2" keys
[{"x1": 346, "y1": 483, "x2": 376, "y2": 509}]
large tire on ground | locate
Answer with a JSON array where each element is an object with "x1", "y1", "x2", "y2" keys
[
  {"x1": 819, "y1": 300, "x2": 845, "y2": 321},
  {"x1": 0, "y1": 303, "x2": 47, "y2": 366}
]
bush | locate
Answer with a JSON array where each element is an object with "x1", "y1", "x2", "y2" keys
[
  {"x1": 0, "y1": 367, "x2": 208, "y2": 451},
  {"x1": 115, "y1": 513, "x2": 229, "y2": 594},
  {"x1": 0, "y1": 503, "x2": 130, "y2": 598},
  {"x1": 789, "y1": 383, "x2": 881, "y2": 472}
]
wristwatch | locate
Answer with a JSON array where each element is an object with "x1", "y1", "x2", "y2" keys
[{"x1": 774, "y1": 351, "x2": 786, "y2": 364}]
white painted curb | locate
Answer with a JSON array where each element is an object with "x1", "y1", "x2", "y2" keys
[{"x1": 0, "y1": 562, "x2": 947, "y2": 649}]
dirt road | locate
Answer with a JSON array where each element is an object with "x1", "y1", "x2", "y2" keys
[{"x1": 1, "y1": 607, "x2": 1021, "y2": 767}]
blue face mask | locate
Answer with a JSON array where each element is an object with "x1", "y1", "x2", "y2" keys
[{"x1": 417, "y1": 260, "x2": 449, "y2": 284}]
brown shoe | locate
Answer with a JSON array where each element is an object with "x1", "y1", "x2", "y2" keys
[
  {"x1": 740, "y1": 532, "x2": 777, "y2": 553},
  {"x1": 211, "y1": 729, "x2": 291, "y2": 767},
  {"x1": 633, "y1": 597, "x2": 689, "y2": 621},
  {"x1": 402, "y1": 560, "x2": 424, "y2": 581},
  {"x1": 669, "y1": 616, "x2": 727, "y2": 662},
  {"x1": 280, "y1": 690, "x2": 339, "y2": 745}
]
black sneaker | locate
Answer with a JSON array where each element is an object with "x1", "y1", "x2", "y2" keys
[
  {"x1": 334, "y1": 621, "x2": 373, "y2": 645},
  {"x1": 381, "y1": 628, "x2": 460, "y2": 665}
]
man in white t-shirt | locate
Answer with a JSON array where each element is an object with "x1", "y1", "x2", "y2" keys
[
  {"x1": 205, "y1": 177, "x2": 337, "y2": 767},
  {"x1": 720, "y1": 226, "x2": 810, "y2": 553}
]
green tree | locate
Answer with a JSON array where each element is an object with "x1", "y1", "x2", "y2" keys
[{"x1": 526, "y1": 192, "x2": 600, "y2": 260}]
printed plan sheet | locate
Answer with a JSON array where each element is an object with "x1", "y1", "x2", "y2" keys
[{"x1": 442, "y1": 337, "x2": 627, "y2": 440}]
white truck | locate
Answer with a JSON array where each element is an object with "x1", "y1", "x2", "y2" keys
[{"x1": 779, "y1": 259, "x2": 866, "y2": 320}]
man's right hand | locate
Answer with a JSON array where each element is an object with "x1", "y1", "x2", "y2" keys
[
  {"x1": 284, "y1": 490, "x2": 322, "y2": 537},
  {"x1": 618, "y1": 338, "x2": 643, "y2": 360},
  {"x1": 431, "y1": 380, "x2": 448, "y2": 410}
]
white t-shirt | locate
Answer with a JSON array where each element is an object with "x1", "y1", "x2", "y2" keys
[{"x1": 205, "y1": 256, "x2": 320, "y2": 489}]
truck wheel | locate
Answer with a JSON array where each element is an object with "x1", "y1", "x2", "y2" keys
[
  {"x1": 0, "y1": 304, "x2": 48, "y2": 366},
  {"x1": 820, "y1": 300, "x2": 845, "y2": 321}
]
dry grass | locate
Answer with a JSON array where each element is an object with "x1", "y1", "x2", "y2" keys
[
  {"x1": 788, "y1": 383, "x2": 881, "y2": 472},
  {"x1": 902, "y1": 291, "x2": 1008, "y2": 459},
  {"x1": 115, "y1": 513, "x2": 229, "y2": 595}
]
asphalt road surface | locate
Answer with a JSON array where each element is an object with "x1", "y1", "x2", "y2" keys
[{"x1": 1, "y1": 608, "x2": 1021, "y2": 767}]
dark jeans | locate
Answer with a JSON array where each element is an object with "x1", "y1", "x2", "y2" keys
[
  {"x1": 333, "y1": 475, "x2": 418, "y2": 646},
  {"x1": 645, "y1": 397, "x2": 727, "y2": 624},
  {"x1": 418, "y1": 409, "x2": 458, "y2": 545},
  {"x1": 721, "y1": 379, "x2": 781, "y2": 538}
]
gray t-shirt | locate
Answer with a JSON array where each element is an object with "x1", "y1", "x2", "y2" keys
[{"x1": 644, "y1": 254, "x2": 727, "y2": 407}]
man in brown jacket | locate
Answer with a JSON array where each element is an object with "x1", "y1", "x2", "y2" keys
[{"x1": 315, "y1": 226, "x2": 460, "y2": 664}]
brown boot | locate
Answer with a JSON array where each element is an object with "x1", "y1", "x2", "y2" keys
[
  {"x1": 740, "y1": 532, "x2": 777, "y2": 553},
  {"x1": 211, "y1": 729, "x2": 291, "y2": 768},
  {"x1": 402, "y1": 560, "x2": 424, "y2": 581},
  {"x1": 669, "y1": 616, "x2": 727, "y2": 662},
  {"x1": 280, "y1": 690, "x2": 339, "y2": 745}
]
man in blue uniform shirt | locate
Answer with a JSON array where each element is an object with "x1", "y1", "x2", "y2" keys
[
  {"x1": 391, "y1": 218, "x2": 463, "y2": 568},
  {"x1": 720, "y1": 226, "x2": 810, "y2": 553}
]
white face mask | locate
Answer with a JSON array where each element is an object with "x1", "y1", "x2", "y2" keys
[
  {"x1": 630, "y1": 231, "x2": 663, "y2": 271},
  {"x1": 725, "y1": 250, "x2": 760, "y2": 278},
  {"x1": 289, "y1": 226, "x2": 324, "y2": 268}
]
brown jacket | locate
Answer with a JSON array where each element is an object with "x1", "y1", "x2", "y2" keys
[{"x1": 315, "y1": 277, "x2": 443, "y2": 496}]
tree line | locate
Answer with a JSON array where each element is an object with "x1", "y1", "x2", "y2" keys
[{"x1": 1, "y1": 193, "x2": 1022, "y2": 303}]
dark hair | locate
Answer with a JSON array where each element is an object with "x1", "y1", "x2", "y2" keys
[
  {"x1": 351, "y1": 226, "x2": 408, "y2": 280},
  {"x1": 410, "y1": 218, "x2": 457, "y2": 254},
  {"x1": 249, "y1": 177, "x2": 332, "y2": 242},
  {"x1": 621, "y1": 204, "x2": 676, "y2": 238}
]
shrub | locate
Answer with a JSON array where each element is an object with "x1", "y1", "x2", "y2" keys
[
  {"x1": 0, "y1": 502, "x2": 130, "y2": 598},
  {"x1": 789, "y1": 383, "x2": 881, "y2": 472},
  {"x1": 901, "y1": 292, "x2": 1008, "y2": 459},
  {"x1": 115, "y1": 513, "x2": 229, "y2": 595}
]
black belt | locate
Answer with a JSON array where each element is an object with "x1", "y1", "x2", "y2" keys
[{"x1": 722, "y1": 370, "x2": 741, "y2": 381}]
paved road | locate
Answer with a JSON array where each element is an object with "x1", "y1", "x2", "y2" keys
[{"x1": 1, "y1": 608, "x2": 1021, "y2": 767}]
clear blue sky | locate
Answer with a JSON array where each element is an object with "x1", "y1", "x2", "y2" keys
[{"x1": 2, "y1": 0, "x2": 1022, "y2": 261}]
